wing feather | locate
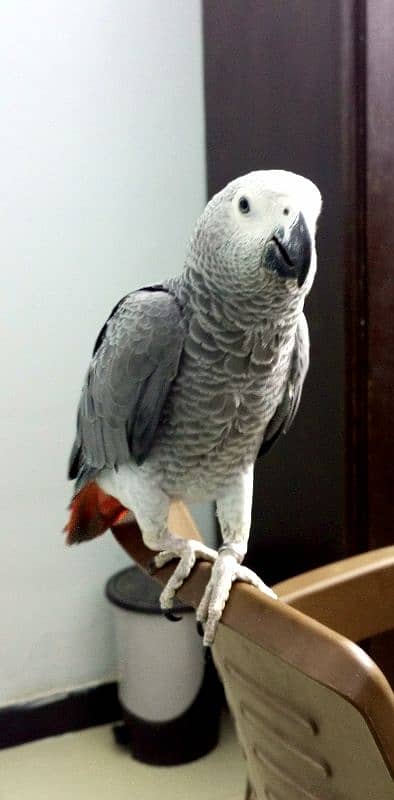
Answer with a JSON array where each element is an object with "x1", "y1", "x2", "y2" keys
[
  {"x1": 68, "y1": 287, "x2": 185, "y2": 484},
  {"x1": 258, "y1": 313, "x2": 310, "y2": 457}
]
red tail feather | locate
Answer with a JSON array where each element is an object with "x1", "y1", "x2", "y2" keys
[{"x1": 64, "y1": 482, "x2": 128, "y2": 545}]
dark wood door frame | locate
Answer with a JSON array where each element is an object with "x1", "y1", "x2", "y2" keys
[
  {"x1": 342, "y1": 0, "x2": 369, "y2": 555},
  {"x1": 202, "y1": 0, "x2": 393, "y2": 681},
  {"x1": 202, "y1": 0, "x2": 393, "y2": 567},
  {"x1": 344, "y1": 0, "x2": 394, "y2": 555},
  {"x1": 364, "y1": 0, "x2": 394, "y2": 680},
  {"x1": 365, "y1": 0, "x2": 394, "y2": 551}
]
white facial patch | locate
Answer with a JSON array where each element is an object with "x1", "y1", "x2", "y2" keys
[
  {"x1": 232, "y1": 188, "x2": 298, "y2": 240},
  {"x1": 230, "y1": 170, "x2": 322, "y2": 243}
]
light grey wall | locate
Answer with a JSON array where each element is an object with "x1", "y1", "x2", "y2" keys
[{"x1": 0, "y1": 0, "x2": 210, "y2": 705}]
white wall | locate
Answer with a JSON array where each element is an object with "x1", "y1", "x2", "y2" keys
[{"x1": 0, "y1": 0, "x2": 210, "y2": 705}]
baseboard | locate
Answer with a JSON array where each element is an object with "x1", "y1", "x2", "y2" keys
[{"x1": 0, "y1": 682, "x2": 122, "y2": 750}]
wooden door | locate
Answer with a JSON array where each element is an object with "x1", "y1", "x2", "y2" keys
[
  {"x1": 202, "y1": 0, "x2": 393, "y2": 584},
  {"x1": 364, "y1": 0, "x2": 394, "y2": 678}
]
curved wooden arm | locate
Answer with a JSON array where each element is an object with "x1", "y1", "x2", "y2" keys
[
  {"x1": 113, "y1": 506, "x2": 393, "y2": 645},
  {"x1": 274, "y1": 546, "x2": 394, "y2": 643},
  {"x1": 112, "y1": 500, "x2": 207, "y2": 610},
  {"x1": 167, "y1": 501, "x2": 204, "y2": 543},
  {"x1": 112, "y1": 518, "x2": 394, "y2": 772},
  {"x1": 111, "y1": 506, "x2": 212, "y2": 611}
]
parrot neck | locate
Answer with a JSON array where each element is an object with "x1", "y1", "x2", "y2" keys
[{"x1": 166, "y1": 266, "x2": 305, "y2": 334}]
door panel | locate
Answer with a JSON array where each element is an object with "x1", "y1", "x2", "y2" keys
[{"x1": 203, "y1": 0, "x2": 348, "y2": 582}]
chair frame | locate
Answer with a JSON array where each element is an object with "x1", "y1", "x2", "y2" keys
[{"x1": 112, "y1": 504, "x2": 394, "y2": 780}]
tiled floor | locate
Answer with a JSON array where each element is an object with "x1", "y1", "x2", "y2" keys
[{"x1": 0, "y1": 712, "x2": 246, "y2": 800}]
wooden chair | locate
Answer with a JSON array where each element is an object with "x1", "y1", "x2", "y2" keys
[{"x1": 112, "y1": 504, "x2": 394, "y2": 800}]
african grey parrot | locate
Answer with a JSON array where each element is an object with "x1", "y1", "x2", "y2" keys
[{"x1": 66, "y1": 170, "x2": 322, "y2": 646}]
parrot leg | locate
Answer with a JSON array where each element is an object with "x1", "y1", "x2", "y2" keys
[
  {"x1": 129, "y1": 484, "x2": 217, "y2": 613},
  {"x1": 196, "y1": 554, "x2": 276, "y2": 646},
  {"x1": 196, "y1": 466, "x2": 277, "y2": 647}
]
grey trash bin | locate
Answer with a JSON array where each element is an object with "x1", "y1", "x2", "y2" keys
[{"x1": 106, "y1": 566, "x2": 223, "y2": 765}]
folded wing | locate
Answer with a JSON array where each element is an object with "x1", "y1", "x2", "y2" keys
[
  {"x1": 68, "y1": 286, "x2": 186, "y2": 489},
  {"x1": 258, "y1": 313, "x2": 310, "y2": 457}
]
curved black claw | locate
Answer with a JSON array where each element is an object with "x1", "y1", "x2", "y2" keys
[
  {"x1": 196, "y1": 621, "x2": 204, "y2": 638},
  {"x1": 164, "y1": 609, "x2": 183, "y2": 622},
  {"x1": 203, "y1": 645, "x2": 212, "y2": 664},
  {"x1": 147, "y1": 558, "x2": 157, "y2": 576}
]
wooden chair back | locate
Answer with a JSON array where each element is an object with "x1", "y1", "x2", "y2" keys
[{"x1": 112, "y1": 506, "x2": 394, "y2": 799}]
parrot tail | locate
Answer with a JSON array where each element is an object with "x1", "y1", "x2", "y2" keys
[{"x1": 64, "y1": 482, "x2": 128, "y2": 545}]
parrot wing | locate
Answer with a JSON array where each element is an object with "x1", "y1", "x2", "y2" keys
[
  {"x1": 258, "y1": 313, "x2": 310, "y2": 457},
  {"x1": 68, "y1": 285, "x2": 186, "y2": 486}
]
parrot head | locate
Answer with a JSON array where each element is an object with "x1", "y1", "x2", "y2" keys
[{"x1": 189, "y1": 170, "x2": 322, "y2": 300}]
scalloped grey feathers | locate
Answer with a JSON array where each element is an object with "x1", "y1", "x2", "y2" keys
[
  {"x1": 69, "y1": 287, "x2": 186, "y2": 483},
  {"x1": 69, "y1": 281, "x2": 309, "y2": 492},
  {"x1": 68, "y1": 170, "x2": 320, "y2": 497},
  {"x1": 258, "y1": 313, "x2": 309, "y2": 455}
]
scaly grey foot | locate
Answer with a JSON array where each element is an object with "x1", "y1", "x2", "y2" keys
[
  {"x1": 153, "y1": 539, "x2": 218, "y2": 612},
  {"x1": 196, "y1": 549, "x2": 277, "y2": 647}
]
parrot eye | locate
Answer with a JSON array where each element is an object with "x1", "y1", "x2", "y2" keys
[
  {"x1": 238, "y1": 196, "x2": 250, "y2": 214},
  {"x1": 283, "y1": 207, "x2": 290, "y2": 215}
]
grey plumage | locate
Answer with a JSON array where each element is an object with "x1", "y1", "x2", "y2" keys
[
  {"x1": 69, "y1": 288, "x2": 185, "y2": 487},
  {"x1": 69, "y1": 171, "x2": 319, "y2": 502},
  {"x1": 70, "y1": 279, "x2": 307, "y2": 499},
  {"x1": 67, "y1": 169, "x2": 322, "y2": 646},
  {"x1": 259, "y1": 313, "x2": 309, "y2": 456}
]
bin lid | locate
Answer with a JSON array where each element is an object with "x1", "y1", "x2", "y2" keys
[{"x1": 105, "y1": 566, "x2": 193, "y2": 614}]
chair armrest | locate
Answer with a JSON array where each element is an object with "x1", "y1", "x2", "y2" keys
[
  {"x1": 168, "y1": 501, "x2": 203, "y2": 542},
  {"x1": 273, "y1": 546, "x2": 394, "y2": 642},
  {"x1": 112, "y1": 522, "x2": 394, "y2": 772},
  {"x1": 112, "y1": 511, "x2": 211, "y2": 610}
]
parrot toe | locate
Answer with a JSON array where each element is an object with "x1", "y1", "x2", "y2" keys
[
  {"x1": 146, "y1": 557, "x2": 159, "y2": 575},
  {"x1": 196, "y1": 552, "x2": 277, "y2": 647},
  {"x1": 153, "y1": 550, "x2": 184, "y2": 570},
  {"x1": 235, "y1": 565, "x2": 277, "y2": 600},
  {"x1": 157, "y1": 539, "x2": 218, "y2": 612}
]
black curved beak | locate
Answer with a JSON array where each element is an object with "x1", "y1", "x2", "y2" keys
[{"x1": 265, "y1": 212, "x2": 312, "y2": 288}]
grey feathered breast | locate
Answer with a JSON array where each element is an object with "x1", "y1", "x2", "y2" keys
[{"x1": 69, "y1": 283, "x2": 310, "y2": 495}]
